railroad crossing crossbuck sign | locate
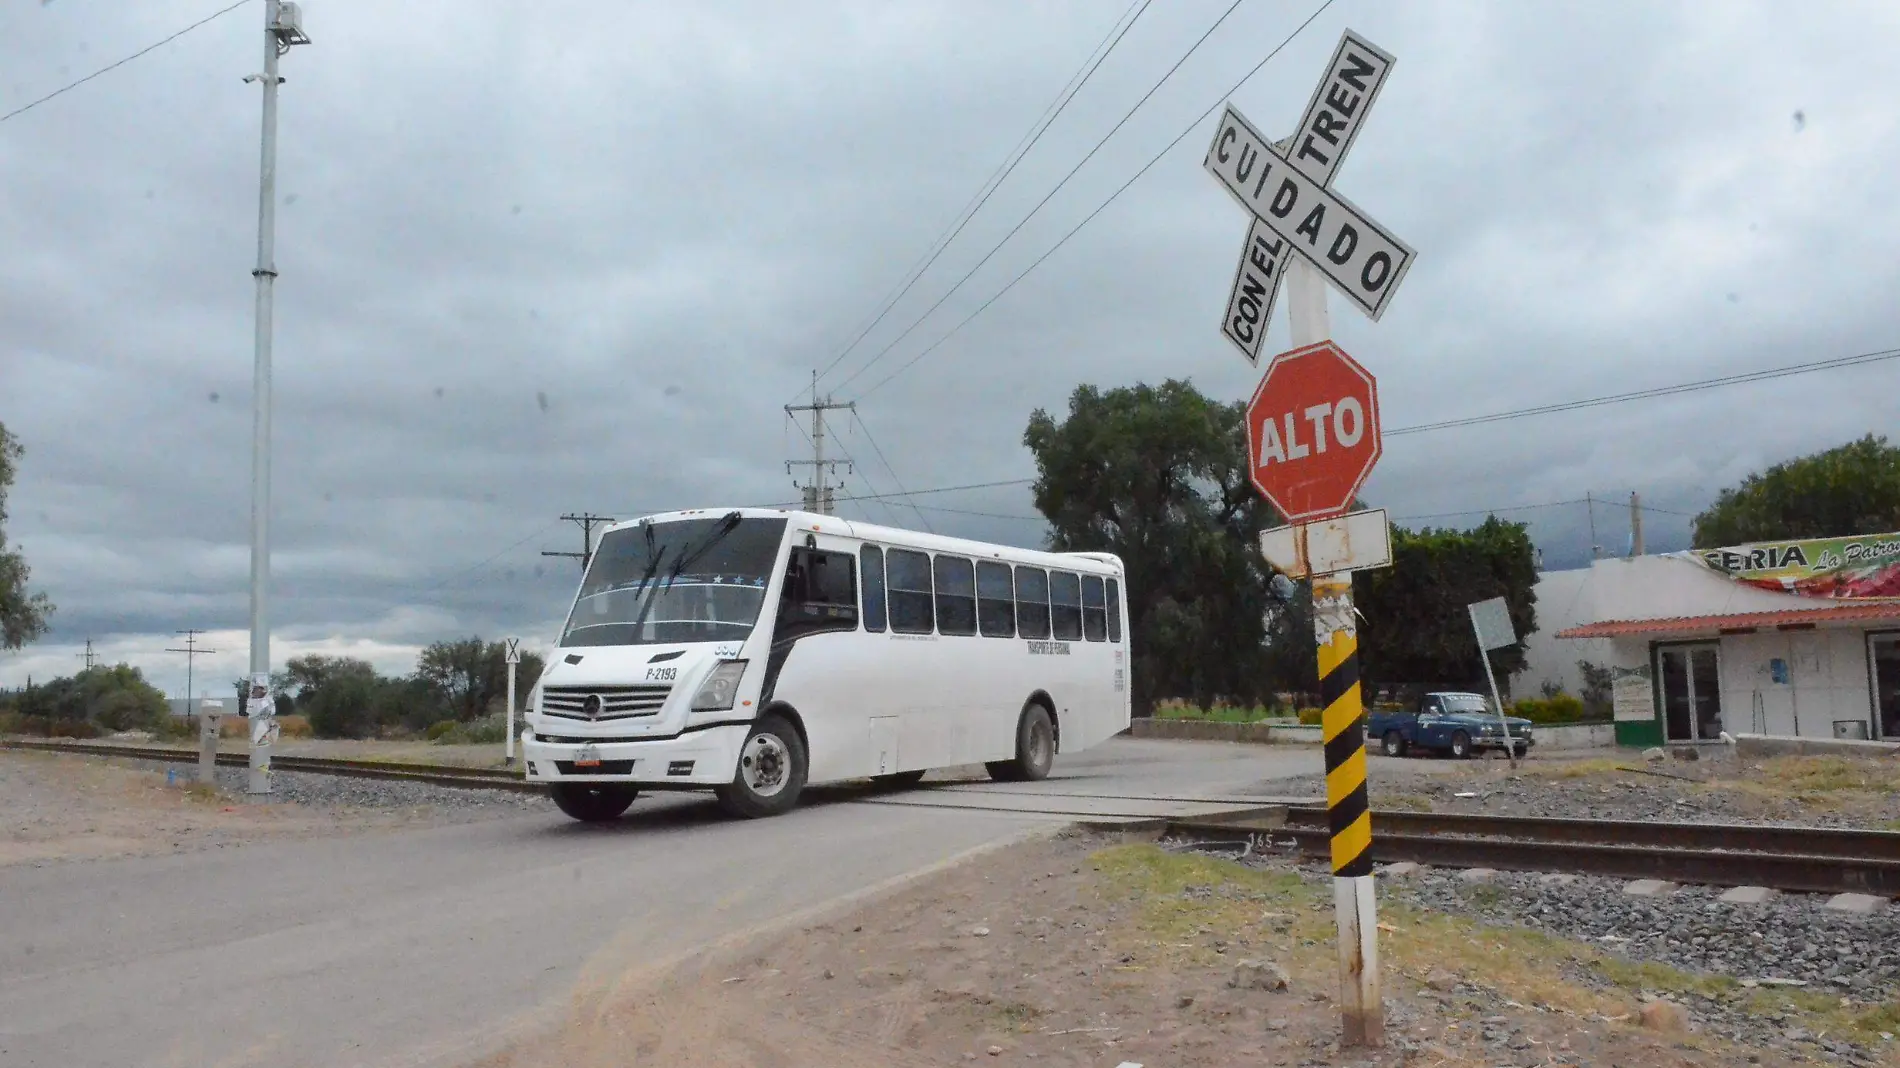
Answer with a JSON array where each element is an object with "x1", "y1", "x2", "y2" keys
[{"x1": 1205, "y1": 29, "x2": 1414, "y2": 364}]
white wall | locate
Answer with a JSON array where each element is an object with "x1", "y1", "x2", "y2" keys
[
  {"x1": 1715, "y1": 629, "x2": 1873, "y2": 738},
  {"x1": 1516, "y1": 566, "x2": 1611, "y2": 698},
  {"x1": 1521, "y1": 556, "x2": 1885, "y2": 740}
]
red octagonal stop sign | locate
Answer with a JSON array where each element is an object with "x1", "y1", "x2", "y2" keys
[{"x1": 1246, "y1": 340, "x2": 1381, "y2": 523}]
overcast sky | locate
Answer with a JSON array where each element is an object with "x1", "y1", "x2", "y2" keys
[{"x1": 3, "y1": 0, "x2": 1896, "y2": 696}]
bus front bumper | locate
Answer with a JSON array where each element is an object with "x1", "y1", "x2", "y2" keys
[{"x1": 520, "y1": 724, "x2": 746, "y2": 787}]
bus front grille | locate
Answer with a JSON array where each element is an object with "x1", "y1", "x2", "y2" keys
[{"x1": 542, "y1": 684, "x2": 672, "y2": 720}]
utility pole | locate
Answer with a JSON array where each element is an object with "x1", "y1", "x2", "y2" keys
[
  {"x1": 244, "y1": 1, "x2": 311, "y2": 797},
  {"x1": 785, "y1": 370, "x2": 854, "y2": 515},
  {"x1": 76, "y1": 638, "x2": 97, "y2": 672},
  {"x1": 1585, "y1": 491, "x2": 1600, "y2": 561},
  {"x1": 165, "y1": 630, "x2": 217, "y2": 714},
  {"x1": 542, "y1": 513, "x2": 617, "y2": 573},
  {"x1": 1629, "y1": 491, "x2": 1645, "y2": 557}
]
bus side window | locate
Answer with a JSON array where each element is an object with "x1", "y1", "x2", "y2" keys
[
  {"x1": 779, "y1": 548, "x2": 859, "y2": 634},
  {"x1": 1105, "y1": 578, "x2": 1123, "y2": 643},
  {"x1": 1050, "y1": 571, "x2": 1083, "y2": 641},
  {"x1": 933, "y1": 555, "x2": 977, "y2": 636},
  {"x1": 975, "y1": 561, "x2": 1015, "y2": 638},
  {"x1": 859, "y1": 545, "x2": 887, "y2": 633},
  {"x1": 1081, "y1": 575, "x2": 1106, "y2": 642},
  {"x1": 1014, "y1": 566, "x2": 1050, "y2": 639},
  {"x1": 886, "y1": 549, "x2": 934, "y2": 634},
  {"x1": 808, "y1": 551, "x2": 857, "y2": 609}
]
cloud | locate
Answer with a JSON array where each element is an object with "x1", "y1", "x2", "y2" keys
[{"x1": 4, "y1": 0, "x2": 1897, "y2": 694}]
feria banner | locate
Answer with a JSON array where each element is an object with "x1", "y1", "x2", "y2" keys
[{"x1": 1676, "y1": 531, "x2": 1900, "y2": 599}]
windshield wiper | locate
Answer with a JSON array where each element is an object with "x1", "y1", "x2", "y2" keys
[{"x1": 661, "y1": 511, "x2": 745, "y2": 591}]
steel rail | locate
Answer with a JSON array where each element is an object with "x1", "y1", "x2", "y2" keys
[
  {"x1": 0, "y1": 739, "x2": 540, "y2": 793},
  {"x1": 1277, "y1": 806, "x2": 1900, "y2": 862},
  {"x1": 1164, "y1": 809, "x2": 1900, "y2": 896}
]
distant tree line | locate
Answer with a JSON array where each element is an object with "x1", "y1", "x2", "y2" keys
[
  {"x1": 0, "y1": 664, "x2": 172, "y2": 738},
  {"x1": 256, "y1": 637, "x2": 545, "y2": 739},
  {"x1": 0, "y1": 638, "x2": 543, "y2": 741}
]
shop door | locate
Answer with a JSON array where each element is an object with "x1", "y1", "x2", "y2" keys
[
  {"x1": 1657, "y1": 644, "x2": 1723, "y2": 742},
  {"x1": 1871, "y1": 633, "x2": 1900, "y2": 740}
]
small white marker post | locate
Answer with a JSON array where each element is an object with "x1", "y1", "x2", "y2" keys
[{"x1": 504, "y1": 637, "x2": 522, "y2": 766}]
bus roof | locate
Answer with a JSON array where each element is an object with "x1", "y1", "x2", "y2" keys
[{"x1": 611, "y1": 507, "x2": 1125, "y2": 576}]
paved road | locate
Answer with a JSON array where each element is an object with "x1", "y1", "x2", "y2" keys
[{"x1": 0, "y1": 738, "x2": 1378, "y2": 1068}]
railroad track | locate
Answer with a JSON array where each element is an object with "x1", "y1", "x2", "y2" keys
[
  {"x1": 0, "y1": 738, "x2": 541, "y2": 793},
  {"x1": 1166, "y1": 806, "x2": 1900, "y2": 897}
]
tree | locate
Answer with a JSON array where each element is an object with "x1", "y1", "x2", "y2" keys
[
  {"x1": 283, "y1": 656, "x2": 384, "y2": 738},
  {"x1": 0, "y1": 423, "x2": 54, "y2": 649},
  {"x1": 12, "y1": 664, "x2": 166, "y2": 731},
  {"x1": 1352, "y1": 517, "x2": 1539, "y2": 696},
  {"x1": 416, "y1": 637, "x2": 543, "y2": 721},
  {"x1": 1024, "y1": 380, "x2": 1282, "y2": 714},
  {"x1": 1693, "y1": 434, "x2": 1900, "y2": 547}
]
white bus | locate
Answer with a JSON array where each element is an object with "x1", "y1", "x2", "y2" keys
[{"x1": 520, "y1": 507, "x2": 1131, "y2": 821}]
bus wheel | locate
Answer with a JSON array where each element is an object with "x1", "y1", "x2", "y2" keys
[
  {"x1": 871, "y1": 770, "x2": 926, "y2": 789},
  {"x1": 550, "y1": 783, "x2": 637, "y2": 822},
  {"x1": 716, "y1": 714, "x2": 808, "y2": 818},
  {"x1": 987, "y1": 703, "x2": 1056, "y2": 783}
]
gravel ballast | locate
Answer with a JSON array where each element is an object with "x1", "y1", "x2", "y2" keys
[
  {"x1": 206, "y1": 764, "x2": 552, "y2": 811},
  {"x1": 96, "y1": 755, "x2": 554, "y2": 813},
  {"x1": 1380, "y1": 865, "x2": 1900, "y2": 1063}
]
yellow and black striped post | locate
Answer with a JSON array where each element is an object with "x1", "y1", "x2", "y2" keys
[{"x1": 1313, "y1": 573, "x2": 1382, "y2": 1046}]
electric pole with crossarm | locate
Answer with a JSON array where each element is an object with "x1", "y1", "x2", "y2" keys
[{"x1": 542, "y1": 513, "x2": 617, "y2": 574}]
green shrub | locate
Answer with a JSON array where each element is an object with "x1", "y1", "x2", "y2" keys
[
  {"x1": 1512, "y1": 694, "x2": 1588, "y2": 724},
  {"x1": 1296, "y1": 707, "x2": 1324, "y2": 726},
  {"x1": 425, "y1": 719, "x2": 458, "y2": 741},
  {"x1": 432, "y1": 713, "x2": 509, "y2": 745}
]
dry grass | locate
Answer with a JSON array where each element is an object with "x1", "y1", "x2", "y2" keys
[{"x1": 1089, "y1": 844, "x2": 1900, "y2": 1050}]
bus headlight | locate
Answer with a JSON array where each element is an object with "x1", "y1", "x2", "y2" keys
[{"x1": 691, "y1": 660, "x2": 748, "y2": 712}]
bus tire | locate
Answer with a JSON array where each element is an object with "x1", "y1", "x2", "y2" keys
[
  {"x1": 987, "y1": 703, "x2": 1056, "y2": 783},
  {"x1": 871, "y1": 770, "x2": 927, "y2": 789},
  {"x1": 550, "y1": 783, "x2": 637, "y2": 822},
  {"x1": 715, "y1": 714, "x2": 808, "y2": 818}
]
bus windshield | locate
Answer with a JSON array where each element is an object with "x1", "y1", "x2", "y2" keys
[{"x1": 560, "y1": 515, "x2": 788, "y2": 647}]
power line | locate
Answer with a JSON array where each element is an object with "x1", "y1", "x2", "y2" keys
[
  {"x1": 0, "y1": 0, "x2": 255, "y2": 125},
  {"x1": 850, "y1": 410, "x2": 935, "y2": 532},
  {"x1": 409, "y1": 518, "x2": 564, "y2": 594},
  {"x1": 831, "y1": 0, "x2": 1271, "y2": 397},
  {"x1": 1386, "y1": 345, "x2": 1900, "y2": 436},
  {"x1": 852, "y1": 0, "x2": 1339, "y2": 400},
  {"x1": 805, "y1": 0, "x2": 1150, "y2": 398}
]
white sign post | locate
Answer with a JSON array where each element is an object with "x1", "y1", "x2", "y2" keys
[
  {"x1": 1205, "y1": 28, "x2": 1413, "y2": 1049},
  {"x1": 245, "y1": 672, "x2": 277, "y2": 795},
  {"x1": 1467, "y1": 596, "x2": 1521, "y2": 769},
  {"x1": 504, "y1": 637, "x2": 522, "y2": 765}
]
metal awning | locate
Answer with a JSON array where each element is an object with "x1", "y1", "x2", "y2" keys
[{"x1": 1557, "y1": 602, "x2": 1900, "y2": 639}]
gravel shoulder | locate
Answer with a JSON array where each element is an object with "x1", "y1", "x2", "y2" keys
[
  {"x1": 468, "y1": 829, "x2": 1892, "y2": 1068},
  {"x1": 0, "y1": 749, "x2": 548, "y2": 868},
  {"x1": 1371, "y1": 750, "x2": 1900, "y2": 829}
]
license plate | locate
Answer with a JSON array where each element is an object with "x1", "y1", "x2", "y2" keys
[{"x1": 574, "y1": 744, "x2": 601, "y2": 768}]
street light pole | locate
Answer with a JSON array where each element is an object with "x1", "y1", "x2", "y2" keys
[{"x1": 245, "y1": 1, "x2": 310, "y2": 796}]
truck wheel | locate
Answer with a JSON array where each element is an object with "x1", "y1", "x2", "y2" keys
[
  {"x1": 1381, "y1": 731, "x2": 1408, "y2": 758},
  {"x1": 987, "y1": 703, "x2": 1056, "y2": 783},
  {"x1": 550, "y1": 783, "x2": 637, "y2": 822},
  {"x1": 1448, "y1": 731, "x2": 1473, "y2": 759},
  {"x1": 871, "y1": 770, "x2": 927, "y2": 789},
  {"x1": 715, "y1": 714, "x2": 808, "y2": 818}
]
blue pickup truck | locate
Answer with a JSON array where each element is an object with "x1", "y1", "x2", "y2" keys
[{"x1": 1367, "y1": 691, "x2": 1534, "y2": 759}]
